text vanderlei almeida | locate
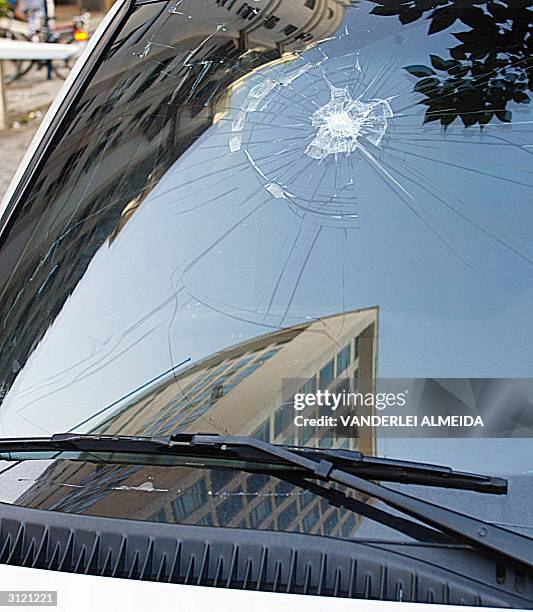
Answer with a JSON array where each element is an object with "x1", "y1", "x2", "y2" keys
[{"x1": 291, "y1": 389, "x2": 484, "y2": 428}]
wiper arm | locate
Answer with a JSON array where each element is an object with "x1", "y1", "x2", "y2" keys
[
  {"x1": 0, "y1": 432, "x2": 506, "y2": 494},
  {"x1": 183, "y1": 434, "x2": 532, "y2": 569}
]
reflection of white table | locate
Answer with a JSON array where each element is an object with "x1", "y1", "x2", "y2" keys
[
  {"x1": 0, "y1": 38, "x2": 80, "y2": 130},
  {"x1": 0, "y1": 17, "x2": 31, "y2": 37}
]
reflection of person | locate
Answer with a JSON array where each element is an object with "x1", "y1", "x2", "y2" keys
[
  {"x1": 14, "y1": 0, "x2": 55, "y2": 39},
  {"x1": 7, "y1": 0, "x2": 19, "y2": 15}
]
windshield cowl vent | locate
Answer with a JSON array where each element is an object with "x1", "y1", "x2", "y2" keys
[{"x1": 0, "y1": 503, "x2": 531, "y2": 607}]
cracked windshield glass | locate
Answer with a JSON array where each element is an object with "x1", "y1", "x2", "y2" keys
[{"x1": 0, "y1": 0, "x2": 532, "y2": 541}]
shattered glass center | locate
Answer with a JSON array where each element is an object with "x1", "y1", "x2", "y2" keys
[
  {"x1": 326, "y1": 111, "x2": 360, "y2": 136},
  {"x1": 231, "y1": 59, "x2": 398, "y2": 224},
  {"x1": 306, "y1": 87, "x2": 394, "y2": 160}
]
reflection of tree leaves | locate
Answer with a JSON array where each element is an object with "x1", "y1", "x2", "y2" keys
[
  {"x1": 399, "y1": 8, "x2": 424, "y2": 24},
  {"x1": 371, "y1": 0, "x2": 532, "y2": 128},
  {"x1": 430, "y1": 54, "x2": 460, "y2": 70},
  {"x1": 514, "y1": 90, "x2": 531, "y2": 103},
  {"x1": 428, "y1": 7, "x2": 458, "y2": 33},
  {"x1": 450, "y1": 45, "x2": 468, "y2": 60},
  {"x1": 496, "y1": 109, "x2": 513, "y2": 122},
  {"x1": 370, "y1": 3, "x2": 406, "y2": 16},
  {"x1": 487, "y1": 2, "x2": 510, "y2": 20},
  {"x1": 404, "y1": 64, "x2": 436, "y2": 77},
  {"x1": 414, "y1": 77, "x2": 440, "y2": 94},
  {"x1": 458, "y1": 6, "x2": 495, "y2": 30}
]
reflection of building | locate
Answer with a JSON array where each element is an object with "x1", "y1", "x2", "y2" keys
[
  {"x1": 98, "y1": 1, "x2": 354, "y2": 43},
  {"x1": 201, "y1": 0, "x2": 353, "y2": 49},
  {"x1": 16, "y1": 308, "x2": 378, "y2": 540},
  {"x1": 96, "y1": 306, "x2": 378, "y2": 453}
]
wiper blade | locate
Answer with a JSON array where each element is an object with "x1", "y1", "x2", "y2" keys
[
  {"x1": 0, "y1": 432, "x2": 507, "y2": 494},
  {"x1": 0, "y1": 434, "x2": 173, "y2": 456},
  {"x1": 298, "y1": 445, "x2": 508, "y2": 494},
  {"x1": 184, "y1": 434, "x2": 533, "y2": 569}
]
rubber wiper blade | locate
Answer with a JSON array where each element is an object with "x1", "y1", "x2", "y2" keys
[
  {"x1": 0, "y1": 432, "x2": 507, "y2": 494},
  {"x1": 0, "y1": 433, "x2": 173, "y2": 455},
  {"x1": 292, "y1": 446, "x2": 507, "y2": 494},
  {"x1": 183, "y1": 434, "x2": 533, "y2": 569}
]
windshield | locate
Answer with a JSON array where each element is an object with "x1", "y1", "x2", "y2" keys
[{"x1": 0, "y1": 0, "x2": 532, "y2": 543}]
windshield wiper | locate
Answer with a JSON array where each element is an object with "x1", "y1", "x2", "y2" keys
[
  {"x1": 1, "y1": 432, "x2": 529, "y2": 566},
  {"x1": 182, "y1": 434, "x2": 532, "y2": 568},
  {"x1": 0, "y1": 432, "x2": 506, "y2": 493}
]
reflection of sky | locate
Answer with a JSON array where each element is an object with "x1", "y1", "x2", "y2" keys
[
  {"x1": 370, "y1": 437, "x2": 533, "y2": 539},
  {"x1": 379, "y1": 438, "x2": 533, "y2": 473},
  {"x1": 2, "y1": 4, "x2": 533, "y2": 454}
]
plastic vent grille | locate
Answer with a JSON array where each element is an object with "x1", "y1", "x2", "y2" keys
[{"x1": 0, "y1": 507, "x2": 530, "y2": 607}]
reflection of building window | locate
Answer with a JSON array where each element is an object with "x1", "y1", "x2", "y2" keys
[
  {"x1": 240, "y1": 363, "x2": 262, "y2": 377},
  {"x1": 210, "y1": 468, "x2": 235, "y2": 491},
  {"x1": 304, "y1": 0, "x2": 316, "y2": 8},
  {"x1": 335, "y1": 377, "x2": 350, "y2": 394},
  {"x1": 353, "y1": 369, "x2": 359, "y2": 390},
  {"x1": 228, "y1": 354, "x2": 255, "y2": 374},
  {"x1": 299, "y1": 377, "x2": 316, "y2": 395},
  {"x1": 299, "y1": 490, "x2": 314, "y2": 511},
  {"x1": 252, "y1": 420, "x2": 270, "y2": 442},
  {"x1": 247, "y1": 472, "x2": 269, "y2": 493},
  {"x1": 148, "y1": 508, "x2": 166, "y2": 522},
  {"x1": 319, "y1": 359, "x2": 334, "y2": 388},
  {"x1": 198, "y1": 513, "x2": 214, "y2": 526},
  {"x1": 207, "y1": 362, "x2": 230, "y2": 380},
  {"x1": 253, "y1": 347, "x2": 279, "y2": 365},
  {"x1": 324, "y1": 511, "x2": 337, "y2": 535},
  {"x1": 172, "y1": 479, "x2": 207, "y2": 520},
  {"x1": 230, "y1": 360, "x2": 263, "y2": 384},
  {"x1": 294, "y1": 32, "x2": 313, "y2": 42},
  {"x1": 283, "y1": 24, "x2": 298, "y2": 36},
  {"x1": 341, "y1": 514, "x2": 357, "y2": 538},
  {"x1": 278, "y1": 500, "x2": 297, "y2": 530},
  {"x1": 302, "y1": 504, "x2": 320, "y2": 532},
  {"x1": 210, "y1": 384, "x2": 224, "y2": 404},
  {"x1": 274, "y1": 479, "x2": 293, "y2": 501},
  {"x1": 250, "y1": 498, "x2": 272, "y2": 526},
  {"x1": 237, "y1": 2, "x2": 257, "y2": 20},
  {"x1": 299, "y1": 419, "x2": 314, "y2": 445},
  {"x1": 336, "y1": 344, "x2": 351, "y2": 376},
  {"x1": 274, "y1": 402, "x2": 293, "y2": 437},
  {"x1": 216, "y1": 495, "x2": 244, "y2": 524},
  {"x1": 219, "y1": 382, "x2": 235, "y2": 394},
  {"x1": 354, "y1": 336, "x2": 360, "y2": 360},
  {"x1": 182, "y1": 368, "x2": 213, "y2": 395},
  {"x1": 263, "y1": 15, "x2": 279, "y2": 30}
]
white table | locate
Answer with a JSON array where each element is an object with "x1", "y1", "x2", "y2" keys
[{"x1": 0, "y1": 38, "x2": 80, "y2": 130}]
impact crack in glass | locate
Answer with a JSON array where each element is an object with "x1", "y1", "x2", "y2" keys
[{"x1": 306, "y1": 86, "x2": 394, "y2": 160}]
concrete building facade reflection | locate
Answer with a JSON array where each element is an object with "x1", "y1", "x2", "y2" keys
[
  {"x1": 15, "y1": 308, "x2": 378, "y2": 540},
  {"x1": 96, "y1": 307, "x2": 377, "y2": 446}
]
